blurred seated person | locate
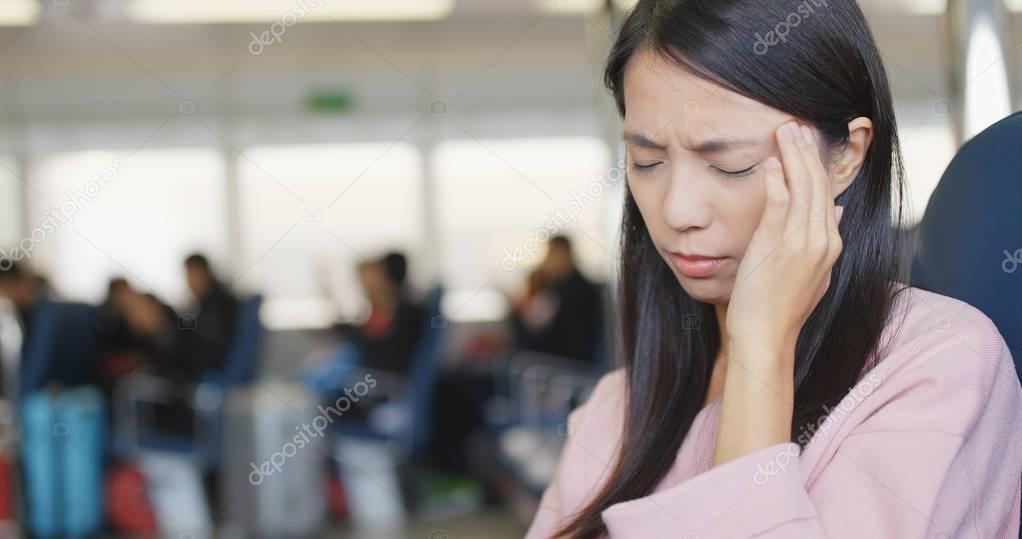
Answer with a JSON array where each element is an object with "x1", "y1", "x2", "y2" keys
[
  {"x1": 96, "y1": 277, "x2": 179, "y2": 388},
  {"x1": 179, "y1": 253, "x2": 238, "y2": 383},
  {"x1": 336, "y1": 252, "x2": 425, "y2": 373},
  {"x1": 126, "y1": 254, "x2": 237, "y2": 439},
  {"x1": 0, "y1": 260, "x2": 41, "y2": 345},
  {"x1": 0, "y1": 261, "x2": 104, "y2": 394},
  {"x1": 509, "y1": 235, "x2": 603, "y2": 363},
  {"x1": 0, "y1": 260, "x2": 44, "y2": 400},
  {"x1": 304, "y1": 252, "x2": 425, "y2": 402}
]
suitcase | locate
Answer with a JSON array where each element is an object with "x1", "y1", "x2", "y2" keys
[
  {"x1": 139, "y1": 452, "x2": 213, "y2": 539},
  {"x1": 221, "y1": 381, "x2": 327, "y2": 539},
  {"x1": 21, "y1": 387, "x2": 105, "y2": 539}
]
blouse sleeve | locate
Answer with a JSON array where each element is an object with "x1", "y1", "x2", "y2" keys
[{"x1": 598, "y1": 317, "x2": 1022, "y2": 538}]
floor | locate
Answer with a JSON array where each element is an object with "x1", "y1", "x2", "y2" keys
[
  {"x1": 329, "y1": 509, "x2": 526, "y2": 539},
  {"x1": 92, "y1": 508, "x2": 524, "y2": 539}
]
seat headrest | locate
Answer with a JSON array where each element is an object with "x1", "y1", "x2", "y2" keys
[{"x1": 911, "y1": 111, "x2": 1022, "y2": 370}]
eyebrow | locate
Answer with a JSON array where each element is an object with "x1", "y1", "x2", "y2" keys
[{"x1": 623, "y1": 131, "x2": 763, "y2": 153}]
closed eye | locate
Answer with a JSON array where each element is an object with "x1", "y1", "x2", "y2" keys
[
  {"x1": 630, "y1": 161, "x2": 662, "y2": 174},
  {"x1": 714, "y1": 163, "x2": 758, "y2": 179}
]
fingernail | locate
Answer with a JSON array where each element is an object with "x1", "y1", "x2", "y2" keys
[
  {"x1": 800, "y1": 125, "x2": 814, "y2": 145},
  {"x1": 765, "y1": 157, "x2": 781, "y2": 170},
  {"x1": 779, "y1": 123, "x2": 794, "y2": 140}
]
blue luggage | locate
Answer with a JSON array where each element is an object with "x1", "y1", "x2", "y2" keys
[{"x1": 21, "y1": 387, "x2": 106, "y2": 538}]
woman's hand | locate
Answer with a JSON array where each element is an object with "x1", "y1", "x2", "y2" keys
[
  {"x1": 712, "y1": 121, "x2": 845, "y2": 466},
  {"x1": 725, "y1": 121, "x2": 845, "y2": 356}
]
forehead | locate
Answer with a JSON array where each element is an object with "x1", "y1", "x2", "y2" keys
[{"x1": 621, "y1": 48, "x2": 789, "y2": 145}]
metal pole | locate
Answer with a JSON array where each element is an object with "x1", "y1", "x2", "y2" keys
[{"x1": 946, "y1": 0, "x2": 1014, "y2": 143}]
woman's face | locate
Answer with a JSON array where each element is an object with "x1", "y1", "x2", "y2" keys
[{"x1": 623, "y1": 48, "x2": 825, "y2": 305}]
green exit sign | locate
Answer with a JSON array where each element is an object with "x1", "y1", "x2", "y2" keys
[{"x1": 305, "y1": 90, "x2": 355, "y2": 113}]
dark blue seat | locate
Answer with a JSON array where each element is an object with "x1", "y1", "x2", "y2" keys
[
  {"x1": 908, "y1": 111, "x2": 1022, "y2": 538},
  {"x1": 910, "y1": 111, "x2": 1022, "y2": 379},
  {"x1": 20, "y1": 297, "x2": 101, "y2": 399}
]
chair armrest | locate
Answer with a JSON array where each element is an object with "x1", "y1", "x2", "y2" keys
[
  {"x1": 318, "y1": 367, "x2": 410, "y2": 401},
  {"x1": 506, "y1": 352, "x2": 601, "y2": 431},
  {"x1": 113, "y1": 372, "x2": 221, "y2": 460}
]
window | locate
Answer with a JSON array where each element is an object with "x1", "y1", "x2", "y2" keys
[
  {"x1": 896, "y1": 109, "x2": 957, "y2": 226},
  {"x1": 0, "y1": 157, "x2": 23, "y2": 255},
  {"x1": 433, "y1": 136, "x2": 614, "y2": 321},
  {"x1": 29, "y1": 148, "x2": 228, "y2": 304},
  {"x1": 237, "y1": 142, "x2": 423, "y2": 329}
]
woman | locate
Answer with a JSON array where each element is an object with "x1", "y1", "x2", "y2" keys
[{"x1": 526, "y1": 1, "x2": 1022, "y2": 538}]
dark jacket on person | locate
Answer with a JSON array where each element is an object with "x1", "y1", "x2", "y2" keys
[
  {"x1": 179, "y1": 281, "x2": 238, "y2": 381},
  {"x1": 511, "y1": 268, "x2": 603, "y2": 363},
  {"x1": 339, "y1": 296, "x2": 426, "y2": 375}
]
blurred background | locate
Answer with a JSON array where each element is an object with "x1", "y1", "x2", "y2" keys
[{"x1": 0, "y1": 0, "x2": 1019, "y2": 537}]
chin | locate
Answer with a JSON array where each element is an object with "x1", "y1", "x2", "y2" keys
[{"x1": 674, "y1": 273, "x2": 733, "y2": 305}]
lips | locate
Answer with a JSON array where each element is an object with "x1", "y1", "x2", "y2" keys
[{"x1": 668, "y1": 252, "x2": 728, "y2": 278}]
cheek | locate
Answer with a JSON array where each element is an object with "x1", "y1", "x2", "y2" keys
[
  {"x1": 730, "y1": 177, "x2": 770, "y2": 254},
  {"x1": 627, "y1": 178, "x2": 666, "y2": 237}
]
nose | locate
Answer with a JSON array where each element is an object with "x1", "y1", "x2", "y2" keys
[{"x1": 662, "y1": 166, "x2": 713, "y2": 232}]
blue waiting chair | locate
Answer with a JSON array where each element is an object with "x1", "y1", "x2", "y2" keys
[
  {"x1": 329, "y1": 287, "x2": 446, "y2": 460},
  {"x1": 114, "y1": 295, "x2": 263, "y2": 468},
  {"x1": 19, "y1": 297, "x2": 101, "y2": 399}
]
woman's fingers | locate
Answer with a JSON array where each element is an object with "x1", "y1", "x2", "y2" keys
[
  {"x1": 775, "y1": 122, "x2": 812, "y2": 237},
  {"x1": 792, "y1": 124, "x2": 838, "y2": 240}
]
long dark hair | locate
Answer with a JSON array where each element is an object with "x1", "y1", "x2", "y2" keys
[{"x1": 557, "y1": 1, "x2": 908, "y2": 537}]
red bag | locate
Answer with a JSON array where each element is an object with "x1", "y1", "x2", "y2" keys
[
  {"x1": 107, "y1": 463, "x2": 157, "y2": 534},
  {"x1": 326, "y1": 472, "x2": 349, "y2": 520},
  {"x1": 0, "y1": 453, "x2": 13, "y2": 520}
]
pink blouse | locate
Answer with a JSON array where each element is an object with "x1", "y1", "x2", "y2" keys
[{"x1": 526, "y1": 286, "x2": 1022, "y2": 538}]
